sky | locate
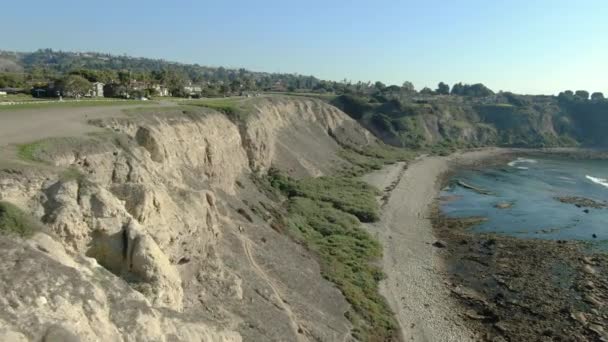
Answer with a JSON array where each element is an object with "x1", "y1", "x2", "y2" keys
[{"x1": 1, "y1": 0, "x2": 607, "y2": 95}]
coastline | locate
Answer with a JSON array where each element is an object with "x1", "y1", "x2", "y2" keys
[
  {"x1": 361, "y1": 147, "x2": 511, "y2": 341},
  {"x1": 361, "y1": 147, "x2": 608, "y2": 341},
  {"x1": 431, "y1": 149, "x2": 608, "y2": 341}
]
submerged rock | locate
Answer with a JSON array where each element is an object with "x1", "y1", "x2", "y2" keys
[
  {"x1": 456, "y1": 180, "x2": 493, "y2": 195},
  {"x1": 494, "y1": 202, "x2": 513, "y2": 209},
  {"x1": 433, "y1": 240, "x2": 448, "y2": 248},
  {"x1": 555, "y1": 196, "x2": 607, "y2": 209}
]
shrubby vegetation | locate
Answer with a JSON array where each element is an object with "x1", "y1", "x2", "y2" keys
[
  {"x1": 450, "y1": 82, "x2": 494, "y2": 97},
  {"x1": 264, "y1": 169, "x2": 398, "y2": 341},
  {"x1": 338, "y1": 145, "x2": 413, "y2": 177},
  {"x1": 556, "y1": 92, "x2": 608, "y2": 146},
  {"x1": 331, "y1": 84, "x2": 607, "y2": 150},
  {"x1": 0, "y1": 201, "x2": 42, "y2": 237},
  {"x1": 186, "y1": 98, "x2": 240, "y2": 115}
]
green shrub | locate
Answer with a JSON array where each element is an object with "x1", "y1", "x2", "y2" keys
[
  {"x1": 338, "y1": 149, "x2": 385, "y2": 176},
  {"x1": 267, "y1": 171, "x2": 398, "y2": 340},
  {"x1": 293, "y1": 177, "x2": 380, "y2": 222},
  {"x1": 186, "y1": 98, "x2": 247, "y2": 121},
  {"x1": 0, "y1": 201, "x2": 42, "y2": 237},
  {"x1": 338, "y1": 144, "x2": 412, "y2": 177},
  {"x1": 331, "y1": 94, "x2": 373, "y2": 119},
  {"x1": 17, "y1": 141, "x2": 47, "y2": 161}
]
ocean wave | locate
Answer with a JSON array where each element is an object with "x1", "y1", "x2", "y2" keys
[
  {"x1": 516, "y1": 166, "x2": 529, "y2": 170},
  {"x1": 508, "y1": 157, "x2": 538, "y2": 168},
  {"x1": 586, "y1": 175, "x2": 608, "y2": 188}
]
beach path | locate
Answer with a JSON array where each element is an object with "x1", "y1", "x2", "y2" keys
[{"x1": 361, "y1": 150, "x2": 503, "y2": 341}]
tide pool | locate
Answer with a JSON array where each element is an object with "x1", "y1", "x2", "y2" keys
[{"x1": 441, "y1": 156, "x2": 608, "y2": 242}]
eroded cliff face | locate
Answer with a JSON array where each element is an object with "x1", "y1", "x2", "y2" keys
[
  {"x1": 244, "y1": 96, "x2": 376, "y2": 176},
  {"x1": 0, "y1": 97, "x2": 373, "y2": 341}
]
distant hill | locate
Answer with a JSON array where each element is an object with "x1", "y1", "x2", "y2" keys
[
  {"x1": 2, "y1": 49, "x2": 607, "y2": 150},
  {"x1": 331, "y1": 90, "x2": 608, "y2": 150},
  {"x1": 0, "y1": 49, "x2": 322, "y2": 90}
]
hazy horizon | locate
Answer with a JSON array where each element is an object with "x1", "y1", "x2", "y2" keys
[{"x1": 2, "y1": 0, "x2": 607, "y2": 95}]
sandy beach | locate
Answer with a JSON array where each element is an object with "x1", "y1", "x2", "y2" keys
[{"x1": 361, "y1": 148, "x2": 509, "y2": 341}]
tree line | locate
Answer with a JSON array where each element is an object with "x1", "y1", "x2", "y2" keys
[{"x1": 0, "y1": 49, "x2": 603, "y2": 101}]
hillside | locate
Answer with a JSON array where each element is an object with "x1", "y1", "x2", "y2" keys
[
  {"x1": 0, "y1": 49, "x2": 321, "y2": 91},
  {"x1": 0, "y1": 96, "x2": 412, "y2": 341},
  {"x1": 331, "y1": 91, "x2": 608, "y2": 151}
]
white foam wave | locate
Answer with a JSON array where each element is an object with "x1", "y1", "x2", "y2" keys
[
  {"x1": 516, "y1": 166, "x2": 529, "y2": 170},
  {"x1": 586, "y1": 175, "x2": 608, "y2": 189},
  {"x1": 508, "y1": 157, "x2": 537, "y2": 168}
]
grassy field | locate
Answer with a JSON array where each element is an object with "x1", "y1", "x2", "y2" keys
[
  {"x1": 16, "y1": 135, "x2": 112, "y2": 163},
  {"x1": 183, "y1": 97, "x2": 249, "y2": 121},
  {"x1": 16, "y1": 140, "x2": 47, "y2": 161},
  {"x1": 16, "y1": 137, "x2": 87, "y2": 162},
  {"x1": 264, "y1": 169, "x2": 398, "y2": 341},
  {"x1": 266, "y1": 91, "x2": 338, "y2": 102},
  {"x1": 0, "y1": 99, "x2": 156, "y2": 111},
  {"x1": 122, "y1": 105, "x2": 183, "y2": 116},
  {"x1": 0, "y1": 94, "x2": 47, "y2": 102}
]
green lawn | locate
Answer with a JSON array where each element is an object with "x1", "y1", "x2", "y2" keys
[
  {"x1": 0, "y1": 99, "x2": 156, "y2": 111},
  {"x1": 266, "y1": 91, "x2": 338, "y2": 101},
  {"x1": 0, "y1": 94, "x2": 46, "y2": 102},
  {"x1": 183, "y1": 97, "x2": 249, "y2": 121},
  {"x1": 122, "y1": 105, "x2": 182, "y2": 116}
]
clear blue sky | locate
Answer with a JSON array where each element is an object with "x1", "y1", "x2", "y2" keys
[{"x1": 1, "y1": 0, "x2": 607, "y2": 95}]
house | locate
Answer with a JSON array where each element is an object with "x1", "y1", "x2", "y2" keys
[
  {"x1": 184, "y1": 85, "x2": 203, "y2": 95},
  {"x1": 152, "y1": 84, "x2": 170, "y2": 97},
  {"x1": 91, "y1": 82, "x2": 104, "y2": 97}
]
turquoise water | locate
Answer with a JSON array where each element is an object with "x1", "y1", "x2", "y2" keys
[{"x1": 441, "y1": 156, "x2": 608, "y2": 241}]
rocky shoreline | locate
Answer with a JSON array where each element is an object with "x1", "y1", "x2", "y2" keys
[{"x1": 432, "y1": 151, "x2": 608, "y2": 342}]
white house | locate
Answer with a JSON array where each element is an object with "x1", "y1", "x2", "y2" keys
[
  {"x1": 92, "y1": 82, "x2": 105, "y2": 97},
  {"x1": 152, "y1": 84, "x2": 170, "y2": 97},
  {"x1": 184, "y1": 85, "x2": 202, "y2": 95}
]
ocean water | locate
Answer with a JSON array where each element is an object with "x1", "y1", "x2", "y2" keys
[{"x1": 440, "y1": 156, "x2": 608, "y2": 242}]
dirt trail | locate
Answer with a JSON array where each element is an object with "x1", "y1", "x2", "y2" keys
[
  {"x1": 362, "y1": 150, "x2": 503, "y2": 341},
  {"x1": 241, "y1": 237, "x2": 307, "y2": 342}
]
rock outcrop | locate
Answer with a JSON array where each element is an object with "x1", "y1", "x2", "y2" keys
[{"x1": 0, "y1": 96, "x2": 370, "y2": 341}]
